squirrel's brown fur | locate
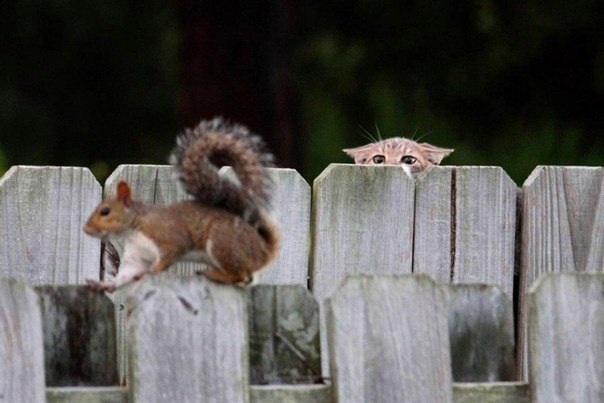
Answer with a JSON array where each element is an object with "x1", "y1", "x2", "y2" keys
[{"x1": 84, "y1": 117, "x2": 280, "y2": 292}]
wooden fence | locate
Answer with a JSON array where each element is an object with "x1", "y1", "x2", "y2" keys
[{"x1": 0, "y1": 163, "x2": 602, "y2": 402}]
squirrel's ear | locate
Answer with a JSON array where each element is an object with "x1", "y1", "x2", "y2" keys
[{"x1": 116, "y1": 181, "x2": 132, "y2": 206}]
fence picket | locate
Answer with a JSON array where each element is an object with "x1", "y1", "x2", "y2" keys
[
  {"x1": 0, "y1": 279, "x2": 46, "y2": 403},
  {"x1": 521, "y1": 166, "x2": 603, "y2": 284},
  {"x1": 518, "y1": 166, "x2": 604, "y2": 376},
  {"x1": 414, "y1": 166, "x2": 454, "y2": 283},
  {"x1": 0, "y1": 166, "x2": 101, "y2": 285},
  {"x1": 255, "y1": 168, "x2": 311, "y2": 285},
  {"x1": 327, "y1": 274, "x2": 453, "y2": 403},
  {"x1": 529, "y1": 273, "x2": 604, "y2": 402},
  {"x1": 1, "y1": 163, "x2": 603, "y2": 402},
  {"x1": 310, "y1": 164, "x2": 415, "y2": 374},
  {"x1": 127, "y1": 274, "x2": 249, "y2": 402},
  {"x1": 310, "y1": 164, "x2": 415, "y2": 298},
  {"x1": 453, "y1": 167, "x2": 517, "y2": 297}
]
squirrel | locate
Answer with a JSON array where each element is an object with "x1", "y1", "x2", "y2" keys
[{"x1": 84, "y1": 117, "x2": 281, "y2": 292}]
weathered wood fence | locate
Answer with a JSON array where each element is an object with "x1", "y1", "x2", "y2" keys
[{"x1": 0, "y1": 164, "x2": 602, "y2": 402}]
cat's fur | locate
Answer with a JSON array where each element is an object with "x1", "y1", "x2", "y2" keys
[{"x1": 344, "y1": 137, "x2": 453, "y2": 178}]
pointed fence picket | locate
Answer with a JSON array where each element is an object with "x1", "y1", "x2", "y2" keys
[
  {"x1": 0, "y1": 163, "x2": 602, "y2": 402},
  {"x1": 518, "y1": 165, "x2": 604, "y2": 376},
  {"x1": 327, "y1": 275, "x2": 453, "y2": 403},
  {"x1": 0, "y1": 166, "x2": 101, "y2": 285}
]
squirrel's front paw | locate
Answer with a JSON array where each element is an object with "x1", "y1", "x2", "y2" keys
[{"x1": 86, "y1": 279, "x2": 117, "y2": 293}]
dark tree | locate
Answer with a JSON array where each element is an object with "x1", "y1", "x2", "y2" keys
[{"x1": 176, "y1": 0, "x2": 303, "y2": 171}]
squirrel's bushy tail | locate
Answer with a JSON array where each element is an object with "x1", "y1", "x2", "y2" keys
[{"x1": 169, "y1": 117, "x2": 275, "y2": 228}]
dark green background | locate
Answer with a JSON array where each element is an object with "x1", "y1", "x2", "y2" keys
[{"x1": 1, "y1": 1, "x2": 602, "y2": 184}]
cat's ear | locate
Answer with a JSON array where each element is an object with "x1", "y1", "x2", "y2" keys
[
  {"x1": 343, "y1": 144, "x2": 374, "y2": 164},
  {"x1": 418, "y1": 143, "x2": 454, "y2": 165}
]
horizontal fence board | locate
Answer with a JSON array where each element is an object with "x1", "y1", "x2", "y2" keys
[
  {"x1": 448, "y1": 285, "x2": 515, "y2": 382},
  {"x1": 44, "y1": 382, "x2": 533, "y2": 402},
  {"x1": 249, "y1": 285, "x2": 322, "y2": 385},
  {"x1": 327, "y1": 275, "x2": 453, "y2": 403},
  {"x1": 44, "y1": 382, "x2": 532, "y2": 403},
  {"x1": 0, "y1": 279, "x2": 46, "y2": 403},
  {"x1": 250, "y1": 384, "x2": 331, "y2": 403},
  {"x1": 46, "y1": 387, "x2": 127, "y2": 403},
  {"x1": 529, "y1": 273, "x2": 604, "y2": 402},
  {"x1": 414, "y1": 166, "x2": 453, "y2": 283},
  {"x1": 453, "y1": 167, "x2": 516, "y2": 297},
  {"x1": 35, "y1": 286, "x2": 118, "y2": 387},
  {"x1": 0, "y1": 166, "x2": 101, "y2": 285},
  {"x1": 127, "y1": 274, "x2": 249, "y2": 403},
  {"x1": 452, "y1": 382, "x2": 530, "y2": 403}
]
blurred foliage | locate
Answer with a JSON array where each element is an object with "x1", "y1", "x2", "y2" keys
[
  {"x1": 293, "y1": 0, "x2": 604, "y2": 183},
  {"x1": 0, "y1": 1, "x2": 602, "y2": 184},
  {"x1": 0, "y1": 0, "x2": 180, "y2": 180}
]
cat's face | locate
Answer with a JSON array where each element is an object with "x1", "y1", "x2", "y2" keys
[{"x1": 343, "y1": 137, "x2": 453, "y2": 178}]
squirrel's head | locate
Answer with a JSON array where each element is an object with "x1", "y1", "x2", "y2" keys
[{"x1": 83, "y1": 181, "x2": 134, "y2": 239}]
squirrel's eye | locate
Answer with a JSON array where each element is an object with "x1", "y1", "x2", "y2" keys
[
  {"x1": 372, "y1": 155, "x2": 385, "y2": 164},
  {"x1": 401, "y1": 156, "x2": 417, "y2": 164},
  {"x1": 100, "y1": 207, "x2": 111, "y2": 216}
]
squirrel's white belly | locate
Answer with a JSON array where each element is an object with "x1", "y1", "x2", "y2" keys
[{"x1": 123, "y1": 231, "x2": 161, "y2": 266}]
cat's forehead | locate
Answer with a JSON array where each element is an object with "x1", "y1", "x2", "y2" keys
[{"x1": 377, "y1": 137, "x2": 419, "y2": 153}]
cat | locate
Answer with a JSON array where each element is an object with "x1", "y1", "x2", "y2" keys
[{"x1": 343, "y1": 137, "x2": 453, "y2": 179}]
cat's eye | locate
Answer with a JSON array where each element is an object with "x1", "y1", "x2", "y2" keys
[
  {"x1": 372, "y1": 155, "x2": 385, "y2": 164},
  {"x1": 401, "y1": 156, "x2": 417, "y2": 165},
  {"x1": 100, "y1": 207, "x2": 111, "y2": 216}
]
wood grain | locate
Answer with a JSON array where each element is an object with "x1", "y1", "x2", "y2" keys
[
  {"x1": 414, "y1": 166, "x2": 453, "y2": 283},
  {"x1": 255, "y1": 168, "x2": 311, "y2": 285},
  {"x1": 452, "y1": 382, "x2": 529, "y2": 403},
  {"x1": 327, "y1": 274, "x2": 453, "y2": 403},
  {"x1": 127, "y1": 274, "x2": 249, "y2": 403},
  {"x1": 310, "y1": 164, "x2": 415, "y2": 375},
  {"x1": 46, "y1": 386, "x2": 127, "y2": 403},
  {"x1": 0, "y1": 279, "x2": 46, "y2": 403},
  {"x1": 310, "y1": 164, "x2": 415, "y2": 299},
  {"x1": 528, "y1": 273, "x2": 604, "y2": 402},
  {"x1": 0, "y1": 166, "x2": 101, "y2": 285},
  {"x1": 521, "y1": 166, "x2": 603, "y2": 283},
  {"x1": 249, "y1": 384, "x2": 330, "y2": 403},
  {"x1": 518, "y1": 166, "x2": 603, "y2": 376},
  {"x1": 453, "y1": 167, "x2": 517, "y2": 298}
]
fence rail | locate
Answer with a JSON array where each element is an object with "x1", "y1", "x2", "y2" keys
[{"x1": 0, "y1": 163, "x2": 602, "y2": 402}]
